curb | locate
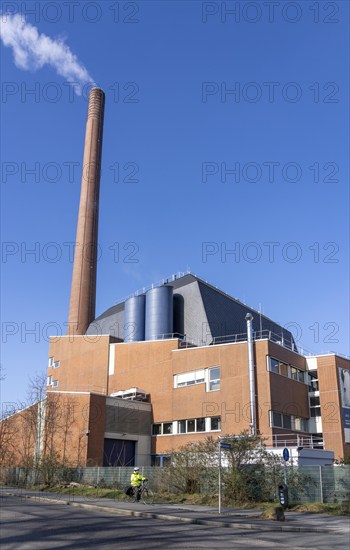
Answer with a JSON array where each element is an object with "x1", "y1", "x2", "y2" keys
[{"x1": 3, "y1": 492, "x2": 341, "y2": 534}]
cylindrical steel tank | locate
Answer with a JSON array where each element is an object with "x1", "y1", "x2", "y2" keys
[
  {"x1": 145, "y1": 286, "x2": 173, "y2": 340},
  {"x1": 124, "y1": 295, "x2": 146, "y2": 342}
]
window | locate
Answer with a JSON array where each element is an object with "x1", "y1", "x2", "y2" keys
[
  {"x1": 152, "y1": 424, "x2": 161, "y2": 435},
  {"x1": 178, "y1": 420, "x2": 186, "y2": 433},
  {"x1": 163, "y1": 422, "x2": 173, "y2": 435},
  {"x1": 270, "y1": 410, "x2": 308, "y2": 432},
  {"x1": 297, "y1": 370, "x2": 305, "y2": 383},
  {"x1": 290, "y1": 366, "x2": 305, "y2": 383},
  {"x1": 187, "y1": 419, "x2": 196, "y2": 432},
  {"x1": 178, "y1": 417, "x2": 221, "y2": 434},
  {"x1": 52, "y1": 380, "x2": 59, "y2": 387},
  {"x1": 197, "y1": 417, "x2": 206, "y2": 432},
  {"x1": 175, "y1": 367, "x2": 221, "y2": 392},
  {"x1": 268, "y1": 357, "x2": 306, "y2": 384},
  {"x1": 283, "y1": 414, "x2": 292, "y2": 430},
  {"x1": 47, "y1": 375, "x2": 52, "y2": 386},
  {"x1": 53, "y1": 361, "x2": 60, "y2": 368},
  {"x1": 272, "y1": 411, "x2": 282, "y2": 428},
  {"x1": 279, "y1": 363, "x2": 288, "y2": 377},
  {"x1": 308, "y1": 372, "x2": 319, "y2": 392},
  {"x1": 310, "y1": 396, "x2": 320, "y2": 407},
  {"x1": 270, "y1": 358, "x2": 280, "y2": 374},
  {"x1": 151, "y1": 455, "x2": 171, "y2": 467},
  {"x1": 48, "y1": 357, "x2": 54, "y2": 367},
  {"x1": 210, "y1": 417, "x2": 221, "y2": 430},
  {"x1": 174, "y1": 369, "x2": 205, "y2": 388},
  {"x1": 152, "y1": 423, "x2": 173, "y2": 435},
  {"x1": 269, "y1": 357, "x2": 288, "y2": 376},
  {"x1": 293, "y1": 417, "x2": 303, "y2": 431},
  {"x1": 152, "y1": 417, "x2": 221, "y2": 436},
  {"x1": 310, "y1": 396, "x2": 321, "y2": 417},
  {"x1": 208, "y1": 367, "x2": 220, "y2": 391}
]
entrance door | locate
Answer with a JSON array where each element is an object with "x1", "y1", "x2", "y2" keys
[{"x1": 103, "y1": 439, "x2": 135, "y2": 466}]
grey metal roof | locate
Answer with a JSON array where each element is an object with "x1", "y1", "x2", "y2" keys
[{"x1": 86, "y1": 273, "x2": 295, "y2": 348}]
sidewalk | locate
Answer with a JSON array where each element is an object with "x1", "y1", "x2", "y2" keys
[{"x1": 2, "y1": 487, "x2": 349, "y2": 534}]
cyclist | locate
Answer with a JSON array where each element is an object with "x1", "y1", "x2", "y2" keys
[{"x1": 130, "y1": 467, "x2": 147, "y2": 501}]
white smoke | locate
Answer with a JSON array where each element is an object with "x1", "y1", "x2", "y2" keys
[{"x1": 0, "y1": 14, "x2": 94, "y2": 94}]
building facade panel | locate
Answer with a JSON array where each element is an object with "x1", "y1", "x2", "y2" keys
[
  {"x1": 3, "y1": 335, "x2": 350, "y2": 465},
  {"x1": 87, "y1": 394, "x2": 106, "y2": 466},
  {"x1": 48, "y1": 336, "x2": 118, "y2": 394},
  {"x1": 317, "y1": 355, "x2": 350, "y2": 459}
]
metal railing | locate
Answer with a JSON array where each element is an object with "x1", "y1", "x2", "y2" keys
[
  {"x1": 150, "y1": 329, "x2": 311, "y2": 355},
  {"x1": 175, "y1": 329, "x2": 313, "y2": 356},
  {"x1": 114, "y1": 270, "x2": 192, "y2": 305},
  {"x1": 162, "y1": 330, "x2": 349, "y2": 360},
  {"x1": 263, "y1": 433, "x2": 324, "y2": 449},
  {"x1": 212, "y1": 329, "x2": 315, "y2": 355}
]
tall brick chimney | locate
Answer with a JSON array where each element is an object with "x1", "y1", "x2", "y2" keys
[{"x1": 67, "y1": 87, "x2": 105, "y2": 335}]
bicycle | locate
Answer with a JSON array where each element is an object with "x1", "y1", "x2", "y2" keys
[{"x1": 125, "y1": 480, "x2": 154, "y2": 505}]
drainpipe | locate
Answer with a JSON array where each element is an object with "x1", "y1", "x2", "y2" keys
[{"x1": 245, "y1": 313, "x2": 257, "y2": 435}]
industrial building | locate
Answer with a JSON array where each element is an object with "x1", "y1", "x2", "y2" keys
[
  {"x1": 45, "y1": 270, "x2": 349, "y2": 466},
  {"x1": 2, "y1": 88, "x2": 349, "y2": 469}
]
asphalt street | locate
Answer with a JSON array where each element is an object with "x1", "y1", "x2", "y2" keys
[{"x1": 1, "y1": 494, "x2": 349, "y2": 549}]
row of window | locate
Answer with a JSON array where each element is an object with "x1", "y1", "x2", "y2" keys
[
  {"x1": 308, "y1": 370, "x2": 319, "y2": 392},
  {"x1": 269, "y1": 410, "x2": 308, "y2": 432},
  {"x1": 152, "y1": 416, "x2": 221, "y2": 436},
  {"x1": 48, "y1": 357, "x2": 60, "y2": 368},
  {"x1": 268, "y1": 357, "x2": 306, "y2": 383},
  {"x1": 309, "y1": 395, "x2": 321, "y2": 417},
  {"x1": 174, "y1": 367, "x2": 220, "y2": 392},
  {"x1": 151, "y1": 455, "x2": 171, "y2": 467},
  {"x1": 47, "y1": 376, "x2": 59, "y2": 387},
  {"x1": 269, "y1": 357, "x2": 320, "y2": 392}
]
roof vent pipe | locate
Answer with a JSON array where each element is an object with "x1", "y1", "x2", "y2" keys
[{"x1": 245, "y1": 313, "x2": 257, "y2": 436}]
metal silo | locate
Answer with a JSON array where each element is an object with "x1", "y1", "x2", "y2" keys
[
  {"x1": 124, "y1": 295, "x2": 146, "y2": 342},
  {"x1": 145, "y1": 286, "x2": 173, "y2": 340}
]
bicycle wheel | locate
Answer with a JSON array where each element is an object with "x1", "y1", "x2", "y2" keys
[
  {"x1": 141, "y1": 487, "x2": 154, "y2": 505},
  {"x1": 123, "y1": 488, "x2": 137, "y2": 503}
]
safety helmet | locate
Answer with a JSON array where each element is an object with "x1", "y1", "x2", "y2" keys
[{"x1": 134, "y1": 467, "x2": 139, "y2": 471}]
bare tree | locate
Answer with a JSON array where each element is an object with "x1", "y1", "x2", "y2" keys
[
  {"x1": 0, "y1": 417, "x2": 16, "y2": 467},
  {"x1": 26, "y1": 371, "x2": 47, "y2": 406},
  {"x1": 1, "y1": 371, "x2": 87, "y2": 480},
  {"x1": 0, "y1": 364, "x2": 6, "y2": 381}
]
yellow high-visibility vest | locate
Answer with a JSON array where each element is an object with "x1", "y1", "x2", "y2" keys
[{"x1": 130, "y1": 472, "x2": 145, "y2": 487}]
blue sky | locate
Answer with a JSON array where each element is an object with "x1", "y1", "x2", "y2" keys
[{"x1": 1, "y1": 0, "x2": 349, "y2": 409}]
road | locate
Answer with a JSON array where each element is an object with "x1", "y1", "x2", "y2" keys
[{"x1": 1, "y1": 495, "x2": 349, "y2": 549}]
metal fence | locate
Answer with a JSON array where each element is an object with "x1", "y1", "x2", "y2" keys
[
  {"x1": 294, "y1": 465, "x2": 350, "y2": 504},
  {"x1": 1, "y1": 465, "x2": 349, "y2": 504}
]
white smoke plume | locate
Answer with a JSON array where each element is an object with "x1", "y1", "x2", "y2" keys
[{"x1": 0, "y1": 14, "x2": 94, "y2": 94}]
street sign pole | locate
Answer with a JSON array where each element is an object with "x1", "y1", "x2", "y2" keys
[
  {"x1": 283, "y1": 448, "x2": 289, "y2": 485},
  {"x1": 284, "y1": 460, "x2": 287, "y2": 485},
  {"x1": 218, "y1": 439, "x2": 222, "y2": 514},
  {"x1": 278, "y1": 448, "x2": 290, "y2": 508},
  {"x1": 218, "y1": 438, "x2": 232, "y2": 514}
]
